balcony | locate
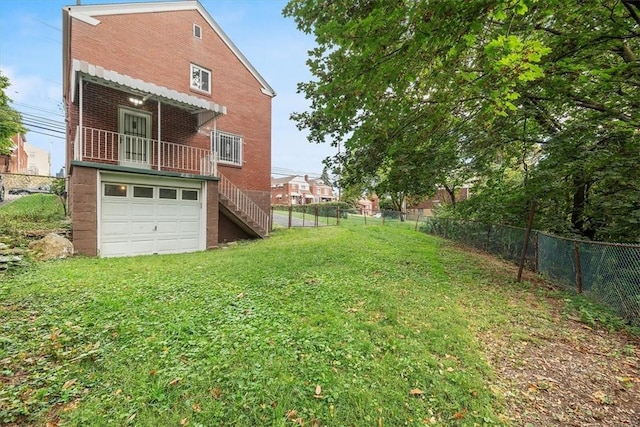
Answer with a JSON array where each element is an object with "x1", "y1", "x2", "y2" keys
[{"x1": 73, "y1": 126, "x2": 216, "y2": 176}]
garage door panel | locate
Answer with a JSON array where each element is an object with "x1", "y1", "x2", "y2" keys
[
  {"x1": 102, "y1": 203, "x2": 130, "y2": 217},
  {"x1": 157, "y1": 205, "x2": 180, "y2": 217},
  {"x1": 102, "y1": 220, "x2": 131, "y2": 236},
  {"x1": 180, "y1": 221, "x2": 200, "y2": 233}
]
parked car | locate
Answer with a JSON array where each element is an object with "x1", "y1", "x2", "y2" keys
[
  {"x1": 8, "y1": 185, "x2": 52, "y2": 195},
  {"x1": 0, "y1": 175, "x2": 5, "y2": 202}
]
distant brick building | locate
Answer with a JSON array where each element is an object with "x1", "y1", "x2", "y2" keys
[
  {"x1": 0, "y1": 134, "x2": 28, "y2": 174},
  {"x1": 271, "y1": 175, "x2": 335, "y2": 205}
]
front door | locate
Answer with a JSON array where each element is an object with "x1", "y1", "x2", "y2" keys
[{"x1": 119, "y1": 108, "x2": 151, "y2": 168}]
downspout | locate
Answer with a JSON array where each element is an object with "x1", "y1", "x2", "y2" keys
[
  {"x1": 157, "y1": 99, "x2": 161, "y2": 171},
  {"x1": 212, "y1": 117, "x2": 218, "y2": 177},
  {"x1": 78, "y1": 74, "x2": 83, "y2": 160}
]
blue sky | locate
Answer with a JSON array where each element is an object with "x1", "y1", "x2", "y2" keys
[{"x1": 0, "y1": 0, "x2": 335, "y2": 177}]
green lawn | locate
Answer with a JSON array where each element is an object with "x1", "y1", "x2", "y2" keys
[{"x1": 1, "y1": 223, "x2": 555, "y2": 426}]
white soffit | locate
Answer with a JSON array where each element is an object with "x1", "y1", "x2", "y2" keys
[
  {"x1": 66, "y1": 1, "x2": 276, "y2": 98},
  {"x1": 71, "y1": 59, "x2": 227, "y2": 115}
]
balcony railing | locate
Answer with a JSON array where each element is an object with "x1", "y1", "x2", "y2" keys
[{"x1": 74, "y1": 126, "x2": 215, "y2": 176}]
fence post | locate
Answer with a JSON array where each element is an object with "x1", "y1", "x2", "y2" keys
[
  {"x1": 337, "y1": 207, "x2": 341, "y2": 225},
  {"x1": 574, "y1": 242, "x2": 583, "y2": 294},
  {"x1": 534, "y1": 231, "x2": 539, "y2": 273},
  {"x1": 382, "y1": 210, "x2": 385, "y2": 225},
  {"x1": 414, "y1": 214, "x2": 421, "y2": 231},
  {"x1": 270, "y1": 206, "x2": 274, "y2": 232},
  {"x1": 364, "y1": 211, "x2": 367, "y2": 225},
  {"x1": 288, "y1": 205, "x2": 292, "y2": 229},
  {"x1": 517, "y1": 201, "x2": 536, "y2": 282},
  {"x1": 302, "y1": 206, "x2": 306, "y2": 227},
  {"x1": 486, "y1": 224, "x2": 492, "y2": 251}
]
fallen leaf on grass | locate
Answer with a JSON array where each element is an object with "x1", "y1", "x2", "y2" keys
[
  {"x1": 286, "y1": 409, "x2": 298, "y2": 419},
  {"x1": 168, "y1": 377, "x2": 181, "y2": 386},
  {"x1": 62, "y1": 379, "x2": 77, "y2": 390},
  {"x1": 127, "y1": 413, "x2": 136, "y2": 423},
  {"x1": 409, "y1": 388, "x2": 424, "y2": 396},
  {"x1": 191, "y1": 403, "x2": 201, "y2": 413},
  {"x1": 180, "y1": 417, "x2": 189, "y2": 426},
  {"x1": 210, "y1": 387, "x2": 222, "y2": 399},
  {"x1": 453, "y1": 409, "x2": 468, "y2": 419},
  {"x1": 314, "y1": 384, "x2": 322, "y2": 398}
]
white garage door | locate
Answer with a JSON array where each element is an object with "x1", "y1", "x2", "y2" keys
[{"x1": 100, "y1": 174, "x2": 204, "y2": 257}]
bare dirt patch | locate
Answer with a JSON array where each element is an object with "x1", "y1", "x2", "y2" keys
[{"x1": 463, "y1": 246, "x2": 640, "y2": 426}]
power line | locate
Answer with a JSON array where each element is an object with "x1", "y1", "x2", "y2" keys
[{"x1": 13, "y1": 102, "x2": 64, "y2": 117}]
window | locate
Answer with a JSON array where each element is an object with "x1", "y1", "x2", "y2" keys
[
  {"x1": 190, "y1": 64, "x2": 211, "y2": 93},
  {"x1": 104, "y1": 184, "x2": 127, "y2": 197},
  {"x1": 159, "y1": 188, "x2": 177, "y2": 199},
  {"x1": 133, "y1": 186, "x2": 153, "y2": 198},
  {"x1": 182, "y1": 190, "x2": 198, "y2": 201},
  {"x1": 193, "y1": 24, "x2": 202, "y2": 39},
  {"x1": 212, "y1": 130, "x2": 242, "y2": 166}
]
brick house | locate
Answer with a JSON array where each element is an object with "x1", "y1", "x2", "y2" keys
[
  {"x1": 270, "y1": 175, "x2": 335, "y2": 205},
  {"x1": 63, "y1": 1, "x2": 275, "y2": 257},
  {"x1": 407, "y1": 187, "x2": 471, "y2": 216},
  {"x1": 0, "y1": 134, "x2": 28, "y2": 174}
]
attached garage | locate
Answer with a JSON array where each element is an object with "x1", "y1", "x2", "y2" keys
[{"x1": 99, "y1": 172, "x2": 205, "y2": 257}]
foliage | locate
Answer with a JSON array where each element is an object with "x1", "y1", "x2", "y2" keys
[
  {"x1": 0, "y1": 194, "x2": 69, "y2": 247},
  {"x1": 0, "y1": 72, "x2": 26, "y2": 155},
  {"x1": 283, "y1": 0, "x2": 640, "y2": 243},
  {"x1": 51, "y1": 177, "x2": 68, "y2": 216}
]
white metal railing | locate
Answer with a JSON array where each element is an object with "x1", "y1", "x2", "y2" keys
[
  {"x1": 74, "y1": 126, "x2": 215, "y2": 176},
  {"x1": 218, "y1": 173, "x2": 269, "y2": 234}
]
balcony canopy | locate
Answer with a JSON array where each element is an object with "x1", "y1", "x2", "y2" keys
[{"x1": 70, "y1": 59, "x2": 227, "y2": 116}]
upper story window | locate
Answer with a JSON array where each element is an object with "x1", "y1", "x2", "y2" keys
[
  {"x1": 193, "y1": 24, "x2": 202, "y2": 39},
  {"x1": 191, "y1": 64, "x2": 211, "y2": 94},
  {"x1": 212, "y1": 130, "x2": 243, "y2": 167}
]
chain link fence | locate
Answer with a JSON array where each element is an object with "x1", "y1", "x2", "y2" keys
[
  {"x1": 420, "y1": 218, "x2": 640, "y2": 326},
  {"x1": 270, "y1": 205, "x2": 415, "y2": 229}
]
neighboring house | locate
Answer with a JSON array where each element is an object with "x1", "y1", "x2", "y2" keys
[
  {"x1": 357, "y1": 198, "x2": 372, "y2": 215},
  {"x1": 306, "y1": 175, "x2": 335, "y2": 203},
  {"x1": 0, "y1": 134, "x2": 28, "y2": 174},
  {"x1": 407, "y1": 186, "x2": 471, "y2": 216},
  {"x1": 270, "y1": 175, "x2": 336, "y2": 205},
  {"x1": 24, "y1": 142, "x2": 51, "y2": 176},
  {"x1": 270, "y1": 175, "x2": 311, "y2": 205},
  {"x1": 63, "y1": 1, "x2": 275, "y2": 257}
]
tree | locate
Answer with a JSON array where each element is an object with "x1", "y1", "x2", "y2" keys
[
  {"x1": 0, "y1": 72, "x2": 26, "y2": 155},
  {"x1": 284, "y1": 0, "x2": 640, "y2": 242}
]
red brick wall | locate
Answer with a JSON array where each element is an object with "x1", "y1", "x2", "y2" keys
[
  {"x1": 206, "y1": 180, "x2": 219, "y2": 249},
  {"x1": 69, "y1": 7, "x2": 272, "y2": 195},
  {"x1": 68, "y1": 166, "x2": 98, "y2": 256},
  {"x1": 218, "y1": 212, "x2": 252, "y2": 244}
]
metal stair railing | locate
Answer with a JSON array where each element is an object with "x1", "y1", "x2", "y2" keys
[{"x1": 218, "y1": 173, "x2": 269, "y2": 235}]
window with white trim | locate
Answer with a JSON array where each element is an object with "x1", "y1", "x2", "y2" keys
[
  {"x1": 193, "y1": 24, "x2": 202, "y2": 39},
  {"x1": 190, "y1": 64, "x2": 211, "y2": 94},
  {"x1": 212, "y1": 130, "x2": 243, "y2": 167}
]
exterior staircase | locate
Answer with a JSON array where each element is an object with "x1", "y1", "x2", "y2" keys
[{"x1": 217, "y1": 173, "x2": 269, "y2": 238}]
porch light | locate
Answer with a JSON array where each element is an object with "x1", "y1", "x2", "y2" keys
[{"x1": 129, "y1": 97, "x2": 144, "y2": 106}]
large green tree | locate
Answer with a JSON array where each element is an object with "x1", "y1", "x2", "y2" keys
[
  {"x1": 284, "y1": 0, "x2": 640, "y2": 242},
  {"x1": 0, "y1": 72, "x2": 26, "y2": 155}
]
